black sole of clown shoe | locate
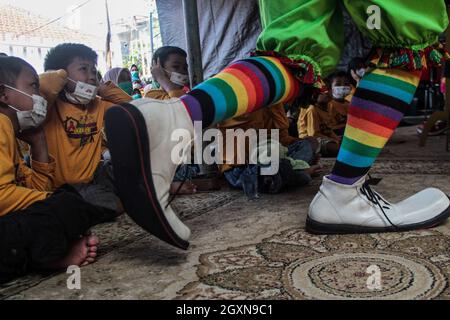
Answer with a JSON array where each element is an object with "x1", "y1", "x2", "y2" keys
[
  {"x1": 305, "y1": 197, "x2": 450, "y2": 235},
  {"x1": 105, "y1": 102, "x2": 189, "y2": 250}
]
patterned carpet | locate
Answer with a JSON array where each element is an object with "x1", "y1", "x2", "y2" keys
[
  {"x1": 0, "y1": 190, "x2": 242, "y2": 300},
  {"x1": 3, "y1": 157, "x2": 450, "y2": 300},
  {"x1": 173, "y1": 157, "x2": 450, "y2": 300},
  {"x1": 177, "y1": 229, "x2": 450, "y2": 300}
]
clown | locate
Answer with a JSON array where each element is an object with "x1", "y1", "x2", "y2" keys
[{"x1": 105, "y1": 1, "x2": 450, "y2": 249}]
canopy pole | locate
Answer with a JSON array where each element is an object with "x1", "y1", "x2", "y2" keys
[{"x1": 182, "y1": 0, "x2": 204, "y2": 87}]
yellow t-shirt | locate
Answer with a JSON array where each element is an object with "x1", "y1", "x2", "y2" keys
[
  {"x1": 0, "y1": 114, "x2": 55, "y2": 216},
  {"x1": 327, "y1": 88, "x2": 353, "y2": 131},
  {"x1": 44, "y1": 98, "x2": 110, "y2": 187},
  {"x1": 298, "y1": 105, "x2": 340, "y2": 143},
  {"x1": 328, "y1": 100, "x2": 349, "y2": 131},
  {"x1": 144, "y1": 88, "x2": 185, "y2": 100},
  {"x1": 263, "y1": 103, "x2": 299, "y2": 147}
]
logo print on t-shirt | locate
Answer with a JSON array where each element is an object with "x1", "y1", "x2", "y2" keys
[{"x1": 63, "y1": 116, "x2": 98, "y2": 147}]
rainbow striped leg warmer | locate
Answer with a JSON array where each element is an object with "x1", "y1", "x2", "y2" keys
[
  {"x1": 180, "y1": 56, "x2": 299, "y2": 128},
  {"x1": 329, "y1": 68, "x2": 422, "y2": 185}
]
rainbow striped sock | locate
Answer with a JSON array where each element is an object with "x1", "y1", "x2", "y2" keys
[
  {"x1": 329, "y1": 68, "x2": 422, "y2": 185},
  {"x1": 180, "y1": 56, "x2": 299, "y2": 128}
]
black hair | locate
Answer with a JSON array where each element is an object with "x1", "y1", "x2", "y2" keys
[
  {"x1": 0, "y1": 56, "x2": 35, "y2": 86},
  {"x1": 152, "y1": 46, "x2": 187, "y2": 67},
  {"x1": 348, "y1": 57, "x2": 366, "y2": 73},
  {"x1": 0, "y1": 53, "x2": 7, "y2": 57},
  {"x1": 44, "y1": 43, "x2": 98, "y2": 71}
]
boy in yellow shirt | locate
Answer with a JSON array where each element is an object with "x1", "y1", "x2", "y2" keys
[
  {"x1": 327, "y1": 71, "x2": 352, "y2": 136},
  {"x1": 298, "y1": 91, "x2": 341, "y2": 157},
  {"x1": 145, "y1": 46, "x2": 189, "y2": 100},
  {"x1": 298, "y1": 72, "x2": 353, "y2": 156},
  {"x1": 146, "y1": 46, "x2": 204, "y2": 195},
  {"x1": 40, "y1": 43, "x2": 132, "y2": 216},
  {"x1": 0, "y1": 56, "x2": 112, "y2": 283}
]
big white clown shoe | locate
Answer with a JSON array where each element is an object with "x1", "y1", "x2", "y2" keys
[
  {"x1": 105, "y1": 98, "x2": 194, "y2": 250},
  {"x1": 306, "y1": 175, "x2": 450, "y2": 234}
]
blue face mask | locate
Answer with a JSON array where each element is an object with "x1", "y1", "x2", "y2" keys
[{"x1": 132, "y1": 93, "x2": 142, "y2": 100}]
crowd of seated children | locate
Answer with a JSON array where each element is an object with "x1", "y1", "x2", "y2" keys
[
  {"x1": 218, "y1": 102, "x2": 323, "y2": 198},
  {"x1": 0, "y1": 45, "x2": 350, "y2": 282}
]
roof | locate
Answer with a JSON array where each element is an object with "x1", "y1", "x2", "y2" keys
[{"x1": 0, "y1": 4, "x2": 100, "y2": 46}]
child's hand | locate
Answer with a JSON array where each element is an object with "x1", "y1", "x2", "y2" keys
[
  {"x1": 151, "y1": 58, "x2": 169, "y2": 83},
  {"x1": 39, "y1": 70, "x2": 68, "y2": 107},
  {"x1": 17, "y1": 127, "x2": 46, "y2": 146},
  {"x1": 18, "y1": 127, "x2": 50, "y2": 164},
  {"x1": 97, "y1": 82, "x2": 112, "y2": 98}
]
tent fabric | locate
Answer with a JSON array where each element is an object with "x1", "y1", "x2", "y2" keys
[
  {"x1": 156, "y1": 0, "x2": 371, "y2": 79},
  {"x1": 156, "y1": 0, "x2": 262, "y2": 79}
]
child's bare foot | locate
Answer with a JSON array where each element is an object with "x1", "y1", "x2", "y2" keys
[
  {"x1": 49, "y1": 235, "x2": 100, "y2": 269},
  {"x1": 170, "y1": 181, "x2": 198, "y2": 195}
]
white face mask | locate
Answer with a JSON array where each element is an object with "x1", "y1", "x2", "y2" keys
[
  {"x1": 332, "y1": 86, "x2": 352, "y2": 100},
  {"x1": 165, "y1": 69, "x2": 189, "y2": 87},
  {"x1": 356, "y1": 68, "x2": 366, "y2": 78},
  {"x1": 65, "y1": 78, "x2": 98, "y2": 105},
  {"x1": 4, "y1": 85, "x2": 48, "y2": 131}
]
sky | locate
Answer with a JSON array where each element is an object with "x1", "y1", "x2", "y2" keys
[{"x1": 0, "y1": 0, "x2": 153, "y2": 37}]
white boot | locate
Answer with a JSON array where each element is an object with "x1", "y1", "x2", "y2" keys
[
  {"x1": 306, "y1": 175, "x2": 450, "y2": 234},
  {"x1": 105, "y1": 98, "x2": 194, "y2": 250}
]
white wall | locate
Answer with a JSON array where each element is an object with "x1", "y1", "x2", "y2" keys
[{"x1": 0, "y1": 36, "x2": 123, "y2": 75}]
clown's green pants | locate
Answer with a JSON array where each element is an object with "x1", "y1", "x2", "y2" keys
[
  {"x1": 257, "y1": 0, "x2": 448, "y2": 184},
  {"x1": 257, "y1": 0, "x2": 448, "y2": 77}
]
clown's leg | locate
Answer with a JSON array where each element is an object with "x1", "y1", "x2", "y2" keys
[
  {"x1": 104, "y1": 0, "x2": 341, "y2": 249},
  {"x1": 105, "y1": 56, "x2": 299, "y2": 250},
  {"x1": 307, "y1": 0, "x2": 450, "y2": 234},
  {"x1": 307, "y1": 67, "x2": 450, "y2": 234}
]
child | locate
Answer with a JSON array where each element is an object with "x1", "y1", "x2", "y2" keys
[
  {"x1": 146, "y1": 46, "x2": 189, "y2": 100},
  {"x1": 0, "y1": 56, "x2": 111, "y2": 283},
  {"x1": 130, "y1": 65, "x2": 146, "y2": 96},
  {"x1": 328, "y1": 71, "x2": 352, "y2": 136},
  {"x1": 298, "y1": 71, "x2": 353, "y2": 156},
  {"x1": 40, "y1": 43, "x2": 131, "y2": 216},
  {"x1": 298, "y1": 90, "x2": 341, "y2": 157},
  {"x1": 145, "y1": 46, "x2": 202, "y2": 195}
]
